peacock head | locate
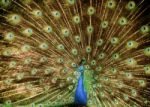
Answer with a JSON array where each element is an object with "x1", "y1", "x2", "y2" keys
[{"x1": 79, "y1": 58, "x2": 86, "y2": 66}]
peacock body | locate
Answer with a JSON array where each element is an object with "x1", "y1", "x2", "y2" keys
[{"x1": 0, "y1": 0, "x2": 150, "y2": 107}]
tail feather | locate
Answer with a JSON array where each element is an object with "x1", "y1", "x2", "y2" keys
[{"x1": 0, "y1": 0, "x2": 150, "y2": 106}]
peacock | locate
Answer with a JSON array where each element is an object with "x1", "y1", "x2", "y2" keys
[{"x1": 0, "y1": 0, "x2": 150, "y2": 106}]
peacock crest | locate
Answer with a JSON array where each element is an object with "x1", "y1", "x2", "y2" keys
[{"x1": 0, "y1": 0, "x2": 150, "y2": 107}]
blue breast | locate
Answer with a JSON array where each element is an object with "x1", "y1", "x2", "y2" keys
[{"x1": 75, "y1": 66, "x2": 87, "y2": 105}]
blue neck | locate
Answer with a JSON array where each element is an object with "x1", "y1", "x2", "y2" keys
[{"x1": 75, "y1": 65, "x2": 87, "y2": 105}]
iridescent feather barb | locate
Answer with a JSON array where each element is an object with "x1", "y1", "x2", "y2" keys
[{"x1": 0, "y1": 0, "x2": 150, "y2": 107}]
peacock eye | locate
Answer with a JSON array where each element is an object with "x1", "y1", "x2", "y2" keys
[
  {"x1": 74, "y1": 35, "x2": 81, "y2": 43},
  {"x1": 61, "y1": 28, "x2": 70, "y2": 37},
  {"x1": 144, "y1": 47, "x2": 150, "y2": 56},
  {"x1": 3, "y1": 0, "x2": 9, "y2": 3},
  {"x1": 61, "y1": 68, "x2": 68, "y2": 74},
  {"x1": 59, "y1": 83, "x2": 64, "y2": 88},
  {"x1": 22, "y1": 28, "x2": 32, "y2": 36},
  {"x1": 101, "y1": 21, "x2": 109, "y2": 28},
  {"x1": 125, "y1": 58, "x2": 137, "y2": 67},
  {"x1": 90, "y1": 60, "x2": 96, "y2": 66},
  {"x1": 21, "y1": 44, "x2": 31, "y2": 52},
  {"x1": 71, "y1": 62, "x2": 77, "y2": 68},
  {"x1": 24, "y1": 57, "x2": 32, "y2": 65},
  {"x1": 17, "y1": 73, "x2": 24, "y2": 80},
  {"x1": 138, "y1": 80, "x2": 145, "y2": 87},
  {"x1": 140, "y1": 25, "x2": 149, "y2": 34},
  {"x1": 71, "y1": 48, "x2": 78, "y2": 56},
  {"x1": 5, "y1": 32, "x2": 15, "y2": 41},
  {"x1": 85, "y1": 65, "x2": 90, "y2": 70},
  {"x1": 113, "y1": 99, "x2": 119, "y2": 104},
  {"x1": 31, "y1": 68, "x2": 38, "y2": 75},
  {"x1": 66, "y1": 0, "x2": 76, "y2": 5},
  {"x1": 112, "y1": 53, "x2": 120, "y2": 60},
  {"x1": 126, "y1": 1, "x2": 136, "y2": 10},
  {"x1": 73, "y1": 15, "x2": 80, "y2": 24},
  {"x1": 87, "y1": 6, "x2": 95, "y2": 16},
  {"x1": 5, "y1": 100, "x2": 12, "y2": 105},
  {"x1": 147, "y1": 48, "x2": 150, "y2": 51},
  {"x1": 118, "y1": 17, "x2": 128, "y2": 26},
  {"x1": 96, "y1": 39, "x2": 104, "y2": 46},
  {"x1": 103, "y1": 76, "x2": 109, "y2": 81},
  {"x1": 87, "y1": 25, "x2": 94, "y2": 34},
  {"x1": 43, "y1": 25, "x2": 53, "y2": 33},
  {"x1": 2, "y1": 48, "x2": 12, "y2": 56},
  {"x1": 131, "y1": 89, "x2": 137, "y2": 97},
  {"x1": 7, "y1": 14, "x2": 21, "y2": 25},
  {"x1": 67, "y1": 77, "x2": 72, "y2": 82},
  {"x1": 57, "y1": 44, "x2": 65, "y2": 51},
  {"x1": 39, "y1": 42, "x2": 49, "y2": 50},
  {"x1": 96, "y1": 66, "x2": 103, "y2": 72},
  {"x1": 38, "y1": 104, "x2": 43, "y2": 107},
  {"x1": 88, "y1": 100, "x2": 93, "y2": 105},
  {"x1": 86, "y1": 46, "x2": 92, "y2": 53},
  {"x1": 98, "y1": 52, "x2": 105, "y2": 59},
  {"x1": 44, "y1": 67, "x2": 53, "y2": 75},
  {"x1": 51, "y1": 10, "x2": 61, "y2": 19},
  {"x1": 126, "y1": 40, "x2": 138, "y2": 50},
  {"x1": 68, "y1": 85, "x2": 73, "y2": 90},
  {"x1": 144, "y1": 65, "x2": 150, "y2": 75},
  {"x1": 125, "y1": 72, "x2": 133, "y2": 79},
  {"x1": 0, "y1": 0, "x2": 11, "y2": 7},
  {"x1": 106, "y1": 0, "x2": 116, "y2": 9},
  {"x1": 57, "y1": 57, "x2": 64, "y2": 64},
  {"x1": 110, "y1": 67, "x2": 117, "y2": 74},
  {"x1": 69, "y1": 96, "x2": 74, "y2": 102},
  {"x1": 110, "y1": 37, "x2": 119, "y2": 45},
  {"x1": 9, "y1": 61, "x2": 16, "y2": 68},
  {"x1": 32, "y1": 10, "x2": 43, "y2": 18}
]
